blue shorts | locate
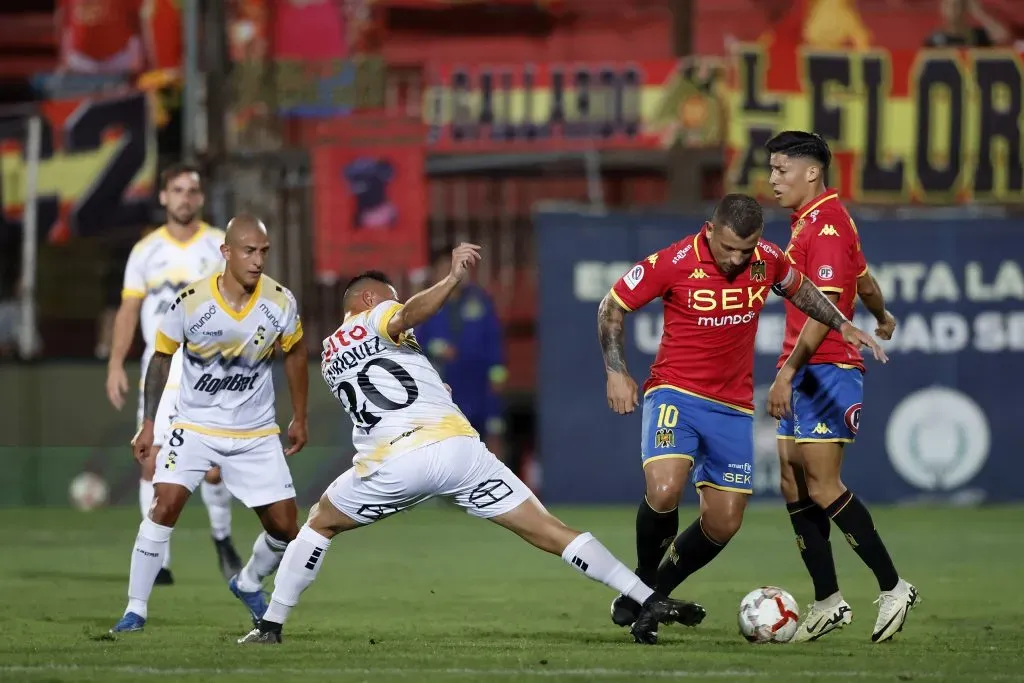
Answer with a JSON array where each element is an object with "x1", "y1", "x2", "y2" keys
[
  {"x1": 776, "y1": 364, "x2": 863, "y2": 443},
  {"x1": 641, "y1": 387, "x2": 754, "y2": 494}
]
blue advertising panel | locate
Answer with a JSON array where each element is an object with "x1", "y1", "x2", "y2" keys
[{"x1": 537, "y1": 211, "x2": 1024, "y2": 504}]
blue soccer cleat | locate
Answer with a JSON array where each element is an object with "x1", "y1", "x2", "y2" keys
[
  {"x1": 110, "y1": 611, "x2": 146, "y2": 633},
  {"x1": 229, "y1": 574, "x2": 268, "y2": 625}
]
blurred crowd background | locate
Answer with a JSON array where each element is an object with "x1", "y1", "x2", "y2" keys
[{"x1": 1, "y1": 0, "x2": 1023, "y2": 507}]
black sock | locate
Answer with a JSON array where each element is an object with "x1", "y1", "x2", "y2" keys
[
  {"x1": 787, "y1": 498, "x2": 840, "y2": 601},
  {"x1": 655, "y1": 517, "x2": 725, "y2": 596},
  {"x1": 635, "y1": 498, "x2": 679, "y2": 585},
  {"x1": 826, "y1": 491, "x2": 899, "y2": 592},
  {"x1": 258, "y1": 618, "x2": 282, "y2": 633}
]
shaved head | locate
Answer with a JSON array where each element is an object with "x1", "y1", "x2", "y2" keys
[
  {"x1": 221, "y1": 213, "x2": 270, "y2": 291},
  {"x1": 225, "y1": 214, "x2": 268, "y2": 245},
  {"x1": 343, "y1": 270, "x2": 398, "y2": 315}
]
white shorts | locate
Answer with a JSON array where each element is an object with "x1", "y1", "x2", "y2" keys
[
  {"x1": 153, "y1": 429, "x2": 295, "y2": 508},
  {"x1": 326, "y1": 436, "x2": 533, "y2": 524}
]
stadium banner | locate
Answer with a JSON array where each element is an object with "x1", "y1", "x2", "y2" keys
[
  {"x1": 423, "y1": 58, "x2": 726, "y2": 152},
  {"x1": 725, "y1": 43, "x2": 1024, "y2": 204},
  {"x1": 536, "y1": 211, "x2": 1024, "y2": 505},
  {"x1": 0, "y1": 92, "x2": 157, "y2": 244},
  {"x1": 310, "y1": 114, "x2": 428, "y2": 283}
]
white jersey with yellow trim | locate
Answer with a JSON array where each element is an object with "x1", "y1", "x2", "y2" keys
[
  {"x1": 321, "y1": 300, "x2": 479, "y2": 478},
  {"x1": 155, "y1": 273, "x2": 304, "y2": 438},
  {"x1": 121, "y1": 223, "x2": 225, "y2": 376}
]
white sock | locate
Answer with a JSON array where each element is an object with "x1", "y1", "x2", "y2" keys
[
  {"x1": 560, "y1": 532, "x2": 655, "y2": 606},
  {"x1": 200, "y1": 479, "x2": 233, "y2": 541},
  {"x1": 235, "y1": 531, "x2": 289, "y2": 593},
  {"x1": 125, "y1": 518, "x2": 174, "y2": 619},
  {"x1": 815, "y1": 591, "x2": 843, "y2": 610},
  {"x1": 139, "y1": 480, "x2": 171, "y2": 569},
  {"x1": 263, "y1": 525, "x2": 332, "y2": 625}
]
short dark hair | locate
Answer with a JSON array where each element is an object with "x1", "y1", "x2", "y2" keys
[
  {"x1": 764, "y1": 131, "x2": 832, "y2": 169},
  {"x1": 712, "y1": 193, "x2": 764, "y2": 239},
  {"x1": 343, "y1": 270, "x2": 393, "y2": 307},
  {"x1": 160, "y1": 162, "x2": 202, "y2": 190}
]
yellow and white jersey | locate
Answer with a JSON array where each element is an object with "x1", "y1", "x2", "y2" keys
[
  {"x1": 321, "y1": 300, "x2": 478, "y2": 477},
  {"x1": 121, "y1": 223, "x2": 225, "y2": 372},
  {"x1": 155, "y1": 274, "x2": 304, "y2": 438}
]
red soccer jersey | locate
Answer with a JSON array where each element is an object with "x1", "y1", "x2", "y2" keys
[
  {"x1": 778, "y1": 188, "x2": 869, "y2": 371},
  {"x1": 611, "y1": 228, "x2": 802, "y2": 412}
]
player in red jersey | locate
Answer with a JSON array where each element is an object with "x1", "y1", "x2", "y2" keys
[
  {"x1": 597, "y1": 193, "x2": 886, "y2": 644},
  {"x1": 765, "y1": 131, "x2": 917, "y2": 644}
]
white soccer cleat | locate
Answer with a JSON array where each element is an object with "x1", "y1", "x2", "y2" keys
[
  {"x1": 871, "y1": 579, "x2": 919, "y2": 643},
  {"x1": 790, "y1": 596, "x2": 853, "y2": 643}
]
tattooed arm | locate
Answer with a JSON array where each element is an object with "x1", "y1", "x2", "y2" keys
[
  {"x1": 598, "y1": 293, "x2": 638, "y2": 414},
  {"x1": 143, "y1": 351, "x2": 174, "y2": 423},
  {"x1": 785, "y1": 278, "x2": 888, "y2": 363},
  {"x1": 598, "y1": 293, "x2": 629, "y2": 375}
]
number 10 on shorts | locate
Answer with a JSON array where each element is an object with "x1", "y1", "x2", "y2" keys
[{"x1": 657, "y1": 404, "x2": 678, "y2": 429}]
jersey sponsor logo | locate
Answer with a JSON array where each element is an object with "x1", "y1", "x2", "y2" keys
[
  {"x1": 750, "y1": 260, "x2": 766, "y2": 282},
  {"x1": 623, "y1": 264, "x2": 645, "y2": 290},
  {"x1": 193, "y1": 372, "x2": 259, "y2": 393},
  {"x1": 844, "y1": 402, "x2": 862, "y2": 434},
  {"x1": 819, "y1": 225, "x2": 840, "y2": 237},
  {"x1": 690, "y1": 286, "x2": 769, "y2": 312},
  {"x1": 672, "y1": 245, "x2": 691, "y2": 264},
  {"x1": 812, "y1": 422, "x2": 833, "y2": 435},
  {"x1": 187, "y1": 305, "x2": 217, "y2": 335},
  {"x1": 808, "y1": 209, "x2": 820, "y2": 223},
  {"x1": 818, "y1": 265, "x2": 834, "y2": 281},
  {"x1": 689, "y1": 268, "x2": 708, "y2": 279},
  {"x1": 697, "y1": 311, "x2": 757, "y2": 327},
  {"x1": 258, "y1": 302, "x2": 284, "y2": 331},
  {"x1": 653, "y1": 427, "x2": 675, "y2": 448}
]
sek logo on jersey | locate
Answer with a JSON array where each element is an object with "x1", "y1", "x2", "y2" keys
[
  {"x1": 193, "y1": 372, "x2": 259, "y2": 393},
  {"x1": 690, "y1": 286, "x2": 769, "y2": 328}
]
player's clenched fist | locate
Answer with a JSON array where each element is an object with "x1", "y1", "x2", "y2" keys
[
  {"x1": 606, "y1": 371, "x2": 639, "y2": 415},
  {"x1": 449, "y1": 243, "x2": 481, "y2": 282},
  {"x1": 131, "y1": 422, "x2": 154, "y2": 464}
]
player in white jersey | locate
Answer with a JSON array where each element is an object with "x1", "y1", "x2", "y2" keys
[
  {"x1": 105, "y1": 164, "x2": 242, "y2": 584},
  {"x1": 238, "y1": 244, "x2": 707, "y2": 646},
  {"x1": 110, "y1": 215, "x2": 308, "y2": 634}
]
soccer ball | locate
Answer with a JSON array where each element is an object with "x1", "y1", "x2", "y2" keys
[
  {"x1": 69, "y1": 472, "x2": 109, "y2": 511},
  {"x1": 738, "y1": 586, "x2": 800, "y2": 643}
]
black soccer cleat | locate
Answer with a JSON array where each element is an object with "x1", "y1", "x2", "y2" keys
[
  {"x1": 154, "y1": 567, "x2": 174, "y2": 586},
  {"x1": 237, "y1": 627, "x2": 282, "y2": 644},
  {"x1": 629, "y1": 595, "x2": 707, "y2": 645},
  {"x1": 214, "y1": 536, "x2": 244, "y2": 582},
  {"x1": 610, "y1": 594, "x2": 643, "y2": 627}
]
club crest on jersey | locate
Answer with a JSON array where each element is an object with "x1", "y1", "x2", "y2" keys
[
  {"x1": 254, "y1": 325, "x2": 267, "y2": 346},
  {"x1": 654, "y1": 428, "x2": 675, "y2": 448},
  {"x1": 749, "y1": 260, "x2": 766, "y2": 282}
]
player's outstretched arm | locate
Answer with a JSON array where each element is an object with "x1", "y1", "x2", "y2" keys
[
  {"x1": 856, "y1": 271, "x2": 896, "y2": 340},
  {"x1": 598, "y1": 293, "x2": 638, "y2": 414},
  {"x1": 282, "y1": 339, "x2": 309, "y2": 456},
  {"x1": 386, "y1": 243, "x2": 481, "y2": 340},
  {"x1": 106, "y1": 297, "x2": 143, "y2": 409},
  {"x1": 785, "y1": 278, "x2": 888, "y2": 363}
]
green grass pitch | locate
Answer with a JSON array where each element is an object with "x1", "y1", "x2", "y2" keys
[{"x1": 1, "y1": 503, "x2": 1021, "y2": 683}]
